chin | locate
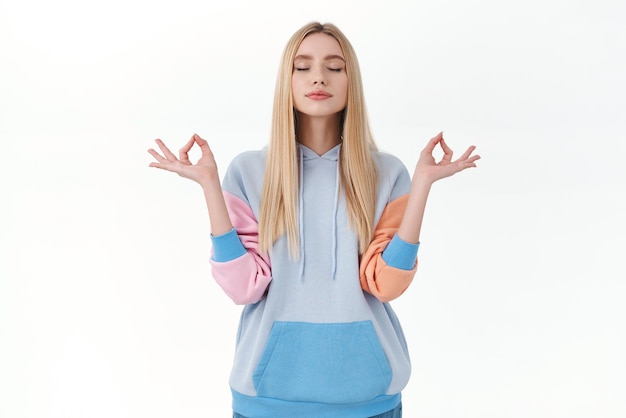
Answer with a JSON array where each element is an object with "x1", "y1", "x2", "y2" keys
[{"x1": 296, "y1": 107, "x2": 345, "y2": 118}]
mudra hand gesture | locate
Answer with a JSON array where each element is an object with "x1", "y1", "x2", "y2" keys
[
  {"x1": 147, "y1": 134, "x2": 219, "y2": 187},
  {"x1": 415, "y1": 132, "x2": 480, "y2": 183}
]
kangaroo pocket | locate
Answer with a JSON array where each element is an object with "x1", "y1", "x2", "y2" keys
[{"x1": 252, "y1": 320, "x2": 392, "y2": 403}]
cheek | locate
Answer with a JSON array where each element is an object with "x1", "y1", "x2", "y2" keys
[
  {"x1": 291, "y1": 76, "x2": 304, "y2": 96},
  {"x1": 339, "y1": 79, "x2": 349, "y2": 103},
  {"x1": 291, "y1": 78, "x2": 304, "y2": 109}
]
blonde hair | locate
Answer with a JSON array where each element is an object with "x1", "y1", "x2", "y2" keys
[{"x1": 259, "y1": 22, "x2": 378, "y2": 255}]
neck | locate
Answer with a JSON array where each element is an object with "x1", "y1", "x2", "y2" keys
[{"x1": 295, "y1": 112, "x2": 342, "y2": 156}]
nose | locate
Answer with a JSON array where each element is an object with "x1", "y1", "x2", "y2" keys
[{"x1": 312, "y1": 67, "x2": 326, "y2": 85}]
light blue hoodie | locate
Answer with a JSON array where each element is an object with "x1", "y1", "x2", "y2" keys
[{"x1": 210, "y1": 143, "x2": 419, "y2": 418}]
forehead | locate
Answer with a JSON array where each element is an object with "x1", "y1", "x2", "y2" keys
[{"x1": 295, "y1": 33, "x2": 344, "y2": 58}]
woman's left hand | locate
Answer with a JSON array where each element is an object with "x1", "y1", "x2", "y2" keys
[{"x1": 414, "y1": 132, "x2": 480, "y2": 183}]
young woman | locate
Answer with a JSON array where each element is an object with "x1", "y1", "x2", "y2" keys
[{"x1": 148, "y1": 22, "x2": 479, "y2": 418}]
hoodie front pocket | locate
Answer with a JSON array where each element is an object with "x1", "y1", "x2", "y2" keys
[{"x1": 252, "y1": 321, "x2": 392, "y2": 403}]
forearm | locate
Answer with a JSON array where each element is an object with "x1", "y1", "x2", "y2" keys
[
  {"x1": 209, "y1": 191, "x2": 273, "y2": 305},
  {"x1": 201, "y1": 177, "x2": 233, "y2": 236},
  {"x1": 359, "y1": 194, "x2": 418, "y2": 302},
  {"x1": 396, "y1": 177, "x2": 432, "y2": 244}
]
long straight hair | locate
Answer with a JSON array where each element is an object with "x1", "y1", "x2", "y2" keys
[{"x1": 258, "y1": 22, "x2": 378, "y2": 256}]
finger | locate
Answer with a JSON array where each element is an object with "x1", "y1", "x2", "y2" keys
[
  {"x1": 148, "y1": 161, "x2": 180, "y2": 173},
  {"x1": 193, "y1": 134, "x2": 214, "y2": 156},
  {"x1": 155, "y1": 139, "x2": 178, "y2": 161},
  {"x1": 421, "y1": 131, "x2": 443, "y2": 154},
  {"x1": 148, "y1": 161, "x2": 171, "y2": 170},
  {"x1": 439, "y1": 138, "x2": 453, "y2": 163},
  {"x1": 467, "y1": 154, "x2": 481, "y2": 164},
  {"x1": 456, "y1": 158, "x2": 480, "y2": 171},
  {"x1": 179, "y1": 136, "x2": 195, "y2": 163},
  {"x1": 147, "y1": 148, "x2": 167, "y2": 163},
  {"x1": 454, "y1": 145, "x2": 476, "y2": 163},
  {"x1": 193, "y1": 133, "x2": 209, "y2": 148}
]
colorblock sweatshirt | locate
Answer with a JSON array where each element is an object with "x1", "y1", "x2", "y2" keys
[{"x1": 210, "y1": 143, "x2": 419, "y2": 418}]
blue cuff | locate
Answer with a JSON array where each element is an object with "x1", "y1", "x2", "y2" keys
[
  {"x1": 210, "y1": 228, "x2": 247, "y2": 262},
  {"x1": 381, "y1": 234, "x2": 419, "y2": 270}
]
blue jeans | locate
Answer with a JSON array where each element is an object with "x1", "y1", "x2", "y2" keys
[{"x1": 233, "y1": 402, "x2": 402, "y2": 418}]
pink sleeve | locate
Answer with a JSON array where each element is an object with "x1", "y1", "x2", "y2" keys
[{"x1": 210, "y1": 192, "x2": 272, "y2": 305}]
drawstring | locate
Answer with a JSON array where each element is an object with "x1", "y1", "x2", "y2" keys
[
  {"x1": 330, "y1": 162, "x2": 340, "y2": 280},
  {"x1": 298, "y1": 148, "x2": 305, "y2": 279}
]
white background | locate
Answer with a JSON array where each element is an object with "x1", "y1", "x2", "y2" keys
[{"x1": 1, "y1": 0, "x2": 625, "y2": 417}]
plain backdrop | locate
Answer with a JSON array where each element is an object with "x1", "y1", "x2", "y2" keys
[{"x1": 1, "y1": 0, "x2": 625, "y2": 417}]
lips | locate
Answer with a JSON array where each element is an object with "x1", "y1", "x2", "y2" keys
[{"x1": 306, "y1": 90, "x2": 332, "y2": 100}]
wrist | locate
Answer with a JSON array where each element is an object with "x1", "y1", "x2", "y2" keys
[
  {"x1": 411, "y1": 176, "x2": 433, "y2": 192},
  {"x1": 199, "y1": 175, "x2": 222, "y2": 192}
]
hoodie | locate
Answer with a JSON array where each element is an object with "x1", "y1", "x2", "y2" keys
[{"x1": 210, "y1": 143, "x2": 419, "y2": 418}]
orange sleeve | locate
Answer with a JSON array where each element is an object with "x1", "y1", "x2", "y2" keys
[{"x1": 359, "y1": 194, "x2": 417, "y2": 302}]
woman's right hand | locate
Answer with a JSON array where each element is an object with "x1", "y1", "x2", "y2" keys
[{"x1": 148, "y1": 134, "x2": 219, "y2": 187}]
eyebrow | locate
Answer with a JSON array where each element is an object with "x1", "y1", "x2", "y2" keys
[{"x1": 294, "y1": 54, "x2": 346, "y2": 62}]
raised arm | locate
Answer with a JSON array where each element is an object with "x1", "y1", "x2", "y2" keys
[
  {"x1": 148, "y1": 134, "x2": 233, "y2": 235},
  {"x1": 360, "y1": 132, "x2": 480, "y2": 302},
  {"x1": 148, "y1": 134, "x2": 272, "y2": 304},
  {"x1": 397, "y1": 131, "x2": 480, "y2": 244}
]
